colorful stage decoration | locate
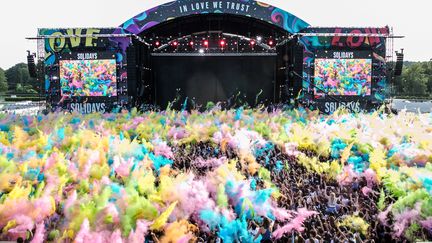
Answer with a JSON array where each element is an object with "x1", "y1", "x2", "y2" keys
[
  {"x1": 0, "y1": 108, "x2": 431, "y2": 242},
  {"x1": 60, "y1": 59, "x2": 117, "y2": 97},
  {"x1": 119, "y1": 0, "x2": 310, "y2": 35}
]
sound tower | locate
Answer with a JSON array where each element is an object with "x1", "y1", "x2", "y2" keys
[
  {"x1": 27, "y1": 51, "x2": 37, "y2": 78},
  {"x1": 394, "y1": 49, "x2": 404, "y2": 76},
  {"x1": 140, "y1": 44, "x2": 152, "y2": 105},
  {"x1": 276, "y1": 40, "x2": 291, "y2": 103},
  {"x1": 292, "y1": 42, "x2": 304, "y2": 99},
  {"x1": 126, "y1": 44, "x2": 138, "y2": 105}
]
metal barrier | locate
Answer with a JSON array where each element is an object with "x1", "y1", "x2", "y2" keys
[{"x1": 0, "y1": 101, "x2": 46, "y2": 116}]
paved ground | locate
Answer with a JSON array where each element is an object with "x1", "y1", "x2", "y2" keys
[{"x1": 391, "y1": 99, "x2": 432, "y2": 113}]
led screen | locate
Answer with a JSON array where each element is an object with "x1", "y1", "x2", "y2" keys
[
  {"x1": 60, "y1": 59, "x2": 117, "y2": 97},
  {"x1": 314, "y1": 58, "x2": 372, "y2": 96}
]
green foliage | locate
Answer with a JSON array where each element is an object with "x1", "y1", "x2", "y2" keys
[
  {"x1": 5, "y1": 63, "x2": 38, "y2": 93},
  {"x1": 394, "y1": 61, "x2": 432, "y2": 97},
  {"x1": 16, "y1": 83, "x2": 38, "y2": 94},
  {"x1": 0, "y1": 68, "x2": 8, "y2": 92}
]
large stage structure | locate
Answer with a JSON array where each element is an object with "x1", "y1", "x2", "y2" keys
[{"x1": 33, "y1": 0, "x2": 393, "y2": 114}]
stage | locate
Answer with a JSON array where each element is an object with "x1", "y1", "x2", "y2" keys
[{"x1": 36, "y1": 0, "x2": 390, "y2": 113}]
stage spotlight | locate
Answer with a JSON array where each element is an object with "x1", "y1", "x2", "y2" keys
[
  {"x1": 172, "y1": 41, "x2": 178, "y2": 46},
  {"x1": 155, "y1": 41, "x2": 160, "y2": 46},
  {"x1": 257, "y1": 36, "x2": 262, "y2": 42},
  {"x1": 220, "y1": 40, "x2": 226, "y2": 47},
  {"x1": 250, "y1": 40, "x2": 256, "y2": 46},
  {"x1": 203, "y1": 40, "x2": 209, "y2": 47},
  {"x1": 199, "y1": 49, "x2": 205, "y2": 54},
  {"x1": 190, "y1": 41, "x2": 194, "y2": 46},
  {"x1": 268, "y1": 40, "x2": 274, "y2": 46}
]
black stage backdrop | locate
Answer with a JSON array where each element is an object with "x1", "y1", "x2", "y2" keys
[{"x1": 152, "y1": 55, "x2": 276, "y2": 109}]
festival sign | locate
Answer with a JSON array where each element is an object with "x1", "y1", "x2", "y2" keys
[
  {"x1": 69, "y1": 102, "x2": 107, "y2": 114},
  {"x1": 39, "y1": 28, "x2": 129, "y2": 66},
  {"x1": 300, "y1": 27, "x2": 390, "y2": 50},
  {"x1": 119, "y1": 0, "x2": 310, "y2": 35}
]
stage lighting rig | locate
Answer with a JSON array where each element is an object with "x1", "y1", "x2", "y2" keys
[{"x1": 148, "y1": 32, "x2": 278, "y2": 54}]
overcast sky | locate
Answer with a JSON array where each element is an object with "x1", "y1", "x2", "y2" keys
[{"x1": 0, "y1": 0, "x2": 430, "y2": 69}]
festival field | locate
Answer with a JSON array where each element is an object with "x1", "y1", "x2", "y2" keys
[{"x1": 0, "y1": 108, "x2": 431, "y2": 242}]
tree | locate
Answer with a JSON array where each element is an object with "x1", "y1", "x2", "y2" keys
[
  {"x1": 399, "y1": 63, "x2": 429, "y2": 97},
  {"x1": 392, "y1": 61, "x2": 432, "y2": 97},
  {"x1": 16, "y1": 83, "x2": 38, "y2": 94},
  {"x1": 5, "y1": 63, "x2": 37, "y2": 93},
  {"x1": 0, "y1": 68, "x2": 8, "y2": 93},
  {"x1": 420, "y1": 61, "x2": 432, "y2": 93}
]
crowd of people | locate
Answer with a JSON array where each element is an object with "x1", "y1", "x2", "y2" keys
[
  {"x1": 263, "y1": 148, "x2": 389, "y2": 242},
  {"x1": 0, "y1": 108, "x2": 431, "y2": 242},
  {"x1": 170, "y1": 143, "x2": 384, "y2": 242},
  {"x1": 170, "y1": 141, "x2": 429, "y2": 242}
]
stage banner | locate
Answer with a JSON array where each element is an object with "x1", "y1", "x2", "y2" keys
[{"x1": 119, "y1": 0, "x2": 309, "y2": 35}]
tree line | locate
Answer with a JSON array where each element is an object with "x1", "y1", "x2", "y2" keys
[
  {"x1": 0, "y1": 61, "x2": 431, "y2": 98},
  {"x1": 393, "y1": 61, "x2": 432, "y2": 98},
  {"x1": 0, "y1": 63, "x2": 39, "y2": 95}
]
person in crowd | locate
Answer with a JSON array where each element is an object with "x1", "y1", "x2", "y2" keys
[
  {"x1": 254, "y1": 217, "x2": 274, "y2": 243},
  {"x1": 325, "y1": 191, "x2": 339, "y2": 215}
]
